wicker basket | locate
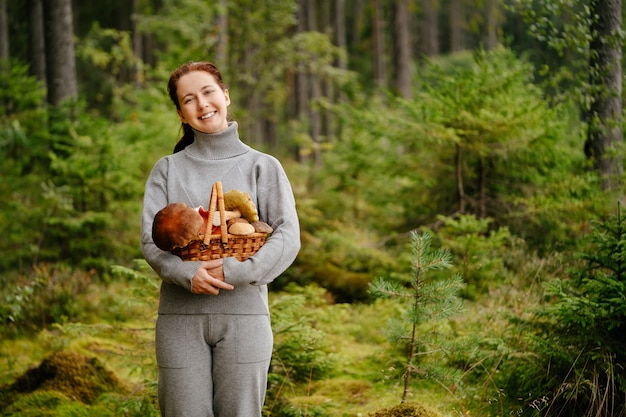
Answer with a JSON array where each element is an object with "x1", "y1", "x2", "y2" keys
[{"x1": 171, "y1": 182, "x2": 267, "y2": 261}]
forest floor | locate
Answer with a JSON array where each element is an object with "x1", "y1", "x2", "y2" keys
[{"x1": 0, "y1": 272, "x2": 512, "y2": 416}]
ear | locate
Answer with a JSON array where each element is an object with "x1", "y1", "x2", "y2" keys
[{"x1": 224, "y1": 89, "x2": 231, "y2": 106}]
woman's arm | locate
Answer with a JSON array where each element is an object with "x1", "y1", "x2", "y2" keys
[
  {"x1": 141, "y1": 158, "x2": 202, "y2": 291},
  {"x1": 222, "y1": 159, "x2": 301, "y2": 287}
]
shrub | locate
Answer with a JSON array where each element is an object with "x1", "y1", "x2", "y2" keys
[
  {"x1": 500, "y1": 203, "x2": 626, "y2": 417},
  {"x1": 0, "y1": 265, "x2": 94, "y2": 335},
  {"x1": 265, "y1": 285, "x2": 336, "y2": 416}
]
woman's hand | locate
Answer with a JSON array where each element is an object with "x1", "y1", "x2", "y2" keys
[{"x1": 191, "y1": 259, "x2": 234, "y2": 295}]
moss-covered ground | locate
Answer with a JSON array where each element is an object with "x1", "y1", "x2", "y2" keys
[{"x1": 0, "y1": 270, "x2": 512, "y2": 417}]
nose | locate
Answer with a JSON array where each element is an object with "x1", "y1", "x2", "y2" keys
[{"x1": 197, "y1": 96, "x2": 210, "y2": 108}]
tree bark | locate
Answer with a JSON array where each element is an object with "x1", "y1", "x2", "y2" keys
[
  {"x1": 420, "y1": 0, "x2": 439, "y2": 57},
  {"x1": 585, "y1": 0, "x2": 623, "y2": 193},
  {"x1": 334, "y1": 0, "x2": 347, "y2": 71},
  {"x1": 294, "y1": 0, "x2": 309, "y2": 163},
  {"x1": 351, "y1": 0, "x2": 364, "y2": 49},
  {"x1": 331, "y1": 0, "x2": 349, "y2": 133},
  {"x1": 306, "y1": 0, "x2": 322, "y2": 167},
  {"x1": 130, "y1": 0, "x2": 143, "y2": 87},
  {"x1": 372, "y1": 0, "x2": 385, "y2": 88},
  {"x1": 0, "y1": 0, "x2": 8, "y2": 62},
  {"x1": 44, "y1": 0, "x2": 78, "y2": 105},
  {"x1": 393, "y1": 0, "x2": 412, "y2": 99},
  {"x1": 478, "y1": 157, "x2": 486, "y2": 218},
  {"x1": 449, "y1": 0, "x2": 464, "y2": 52},
  {"x1": 214, "y1": 0, "x2": 229, "y2": 72},
  {"x1": 485, "y1": 0, "x2": 499, "y2": 50},
  {"x1": 29, "y1": 0, "x2": 46, "y2": 83},
  {"x1": 456, "y1": 144, "x2": 466, "y2": 213}
]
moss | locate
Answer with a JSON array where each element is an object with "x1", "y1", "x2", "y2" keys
[
  {"x1": 7, "y1": 350, "x2": 126, "y2": 405},
  {"x1": 312, "y1": 378, "x2": 372, "y2": 405},
  {"x1": 369, "y1": 402, "x2": 440, "y2": 417},
  {"x1": 1, "y1": 390, "x2": 82, "y2": 416}
]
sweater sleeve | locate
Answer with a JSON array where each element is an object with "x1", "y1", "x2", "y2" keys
[
  {"x1": 222, "y1": 158, "x2": 300, "y2": 287},
  {"x1": 141, "y1": 158, "x2": 201, "y2": 291}
]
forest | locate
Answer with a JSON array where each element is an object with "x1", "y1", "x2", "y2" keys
[{"x1": 0, "y1": 0, "x2": 625, "y2": 416}]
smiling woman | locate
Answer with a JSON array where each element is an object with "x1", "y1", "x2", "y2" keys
[
  {"x1": 175, "y1": 71, "x2": 231, "y2": 134},
  {"x1": 166, "y1": 61, "x2": 231, "y2": 153},
  {"x1": 140, "y1": 61, "x2": 301, "y2": 417}
]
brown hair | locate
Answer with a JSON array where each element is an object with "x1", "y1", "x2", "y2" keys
[{"x1": 167, "y1": 62, "x2": 228, "y2": 153}]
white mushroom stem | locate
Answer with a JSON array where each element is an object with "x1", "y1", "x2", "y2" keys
[{"x1": 213, "y1": 209, "x2": 242, "y2": 226}]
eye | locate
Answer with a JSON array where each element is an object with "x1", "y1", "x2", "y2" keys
[{"x1": 183, "y1": 97, "x2": 195, "y2": 104}]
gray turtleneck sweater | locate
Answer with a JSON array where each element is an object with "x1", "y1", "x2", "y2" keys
[{"x1": 141, "y1": 122, "x2": 300, "y2": 315}]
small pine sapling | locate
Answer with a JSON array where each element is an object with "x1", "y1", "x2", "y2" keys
[{"x1": 369, "y1": 231, "x2": 464, "y2": 403}]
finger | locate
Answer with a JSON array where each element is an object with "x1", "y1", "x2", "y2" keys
[
  {"x1": 202, "y1": 259, "x2": 223, "y2": 269},
  {"x1": 211, "y1": 278, "x2": 234, "y2": 291}
]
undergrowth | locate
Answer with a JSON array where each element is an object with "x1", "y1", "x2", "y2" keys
[{"x1": 0, "y1": 261, "x2": 472, "y2": 416}]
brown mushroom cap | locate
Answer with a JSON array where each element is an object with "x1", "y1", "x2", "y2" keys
[
  {"x1": 251, "y1": 221, "x2": 273, "y2": 234},
  {"x1": 228, "y1": 222, "x2": 256, "y2": 235},
  {"x1": 227, "y1": 217, "x2": 249, "y2": 227},
  {"x1": 152, "y1": 203, "x2": 204, "y2": 251},
  {"x1": 223, "y1": 189, "x2": 259, "y2": 222}
]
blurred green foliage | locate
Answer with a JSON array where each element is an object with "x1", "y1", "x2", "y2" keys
[{"x1": 0, "y1": 31, "x2": 622, "y2": 416}]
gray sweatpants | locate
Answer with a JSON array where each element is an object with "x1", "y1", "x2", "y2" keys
[{"x1": 155, "y1": 313, "x2": 273, "y2": 417}]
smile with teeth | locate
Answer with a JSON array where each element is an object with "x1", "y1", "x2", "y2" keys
[{"x1": 200, "y1": 112, "x2": 216, "y2": 120}]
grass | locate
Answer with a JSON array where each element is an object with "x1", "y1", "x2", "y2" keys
[{"x1": 0, "y1": 261, "x2": 539, "y2": 417}]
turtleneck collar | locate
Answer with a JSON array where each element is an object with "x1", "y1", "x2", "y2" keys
[{"x1": 185, "y1": 121, "x2": 250, "y2": 160}]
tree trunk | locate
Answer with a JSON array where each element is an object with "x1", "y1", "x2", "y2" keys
[
  {"x1": 306, "y1": 0, "x2": 322, "y2": 167},
  {"x1": 214, "y1": 0, "x2": 229, "y2": 72},
  {"x1": 485, "y1": 0, "x2": 499, "y2": 50},
  {"x1": 393, "y1": 0, "x2": 412, "y2": 98},
  {"x1": 585, "y1": 0, "x2": 623, "y2": 193},
  {"x1": 456, "y1": 144, "x2": 466, "y2": 213},
  {"x1": 29, "y1": 0, "x2": 47, "y2": 83},
  {"x1": 478, "y1": 157, "x2": 486, "y2": 218},
  {"x1": 372, "y1": 0, "x2": 385, "y2": 88},
  {"x1": 295, "y1": 0, "x2": 309, "y2": 163},
  {"x1": 334, "y1": 0, "x2": 347, "y2": 71},
  {"x1": 329, "y1": 0, "x2": 348, "y2": 137},
  {"x1": 351, "y1": 0, "x2": 364, "y2": 48},
  {"x1": 320, "y1": 0, "x2": 334, "y2": 144},
  {"x1": 44, "y1": 0, "x2": 78, "y2": 105},
  {"x1": 0, "y1": 0, "x2": 8, "y2": 62},
  {"x1": 420, "y1": 0, "x2": 439, "y2": 57},
  {"x1": 130, "y1": 0, "x2": 143, "y2": 87},
  {"x1": 449, "y1": 0, "x2": 464, "y2": 52}
]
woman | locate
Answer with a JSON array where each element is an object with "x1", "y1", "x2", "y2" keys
[{"x1": 141, "y1": 61, "x2": 301, "y2": 417}]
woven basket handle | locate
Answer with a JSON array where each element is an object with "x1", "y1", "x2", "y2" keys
[
  {"x1": 203, "y1": 182, "x2": 229, "y2": 247},
  {"x1": 216, "y1": 182, "x2": 228, "y2": 246}
]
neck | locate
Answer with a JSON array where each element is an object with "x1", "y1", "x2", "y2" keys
[{"x1": 185, "y1": 121, "x2": 249, "y2": 160}]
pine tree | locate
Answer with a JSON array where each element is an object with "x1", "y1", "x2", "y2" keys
[
  {"x1": 504, "y1": 203, "x2": 626, "y2": 416},
  {"x1": 369, "y1": 232, "x2": 464, "y2": 403}
]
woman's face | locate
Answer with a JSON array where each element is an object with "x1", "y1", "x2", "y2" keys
[{"x1": 176, "y1": 70, "x2": 230, "y2": 134}]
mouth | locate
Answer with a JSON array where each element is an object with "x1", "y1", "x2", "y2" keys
[{"x1": 200, "y1": 111, "x2": 216, "y2": 120}]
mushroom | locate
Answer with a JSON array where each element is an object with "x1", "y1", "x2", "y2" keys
[
  {"x1": 251, "y1": 221, "x2": 273, "y2": 234},
  {"x1": 212, "y1": 209, "x2": 242, "y2": 226},
  {"x1": 228, "y1": 221, "x2": 256, "y2": 236},
  {"x1": 152, "y1": 202, "x2": 204, "y2": 251},
  {"x1": 223, "y1": 189, "x2": 259, "y2": 223},
  {"x1": 227, "y1": 217, "x2": 249, "y2": 227}
]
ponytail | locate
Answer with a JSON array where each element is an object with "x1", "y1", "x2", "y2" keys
[{"x1": 173, "y1": 124, "x2": 194, "y2": 153}]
